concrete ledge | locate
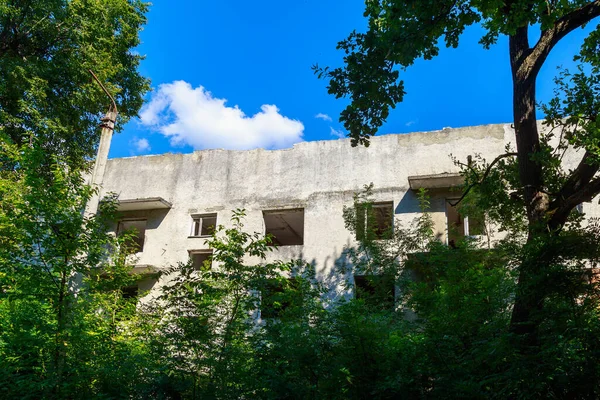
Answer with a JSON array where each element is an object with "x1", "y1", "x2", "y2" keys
[
  {"x1": 117, "y1": 197, "x2": 172, "y2": 211},
  {"x1": 408, "y1": 173, "x2": 464, "y2": 190},
  {"x1": 130, "y1": 264, "x2": 158, "y2": 275}
]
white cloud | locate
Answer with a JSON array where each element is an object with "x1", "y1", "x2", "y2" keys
[
  {"x1": 330, "y1": 127, "x2": 346, "y2": 139},
  {"x1": 130, "y1": 137, "x2": 151, "y2": 153},
  {"x1": 315, "y1": 113, "x2": 332, "y2": 122},
  {"x1": 405, "y1": 120, "x2": 417, "y2": 127},
  {"x1": 139, "y1": 81, "x2": 304, "y2": 150}
]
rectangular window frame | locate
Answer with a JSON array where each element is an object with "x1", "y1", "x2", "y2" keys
[
  {"x1": 356, "y1": 201, "x2": 394, "y2": 241},
  {"x1": 445, "y1": 199, "x2": 485, "y2": 246},
  {"x1": 263, "y1": 208, "x2": 305, "y2": 246},
  {"x1": 188, "y1": 249, "x2": 213, "y2": 271},
  {"x1": 117, "y1": 218, "x2": 147, "y2": 253},
  {"x1": 190, "y1": 213, "x2": 217, "y2": 238}
]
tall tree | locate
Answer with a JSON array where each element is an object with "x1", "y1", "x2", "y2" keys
[
  {"x1": 0, "y1": 1, "x2": 152, "y2": 397},
  {"x1": 317, "y1": 0, "x2": 600, "y2": 350},
  {"x1": 0, "y1": 0, "x2": 150, "y2": 168}
]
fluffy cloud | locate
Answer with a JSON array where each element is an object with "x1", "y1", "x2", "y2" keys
[
  {"x1": 130, "y1": 137, "x2": 151, "y2": 153},
  {"x1": 139, "y1": 81, "x2": 304, "y2": 150},
  {"x1": 315, "y1": 113, "x2": 332, "y2": 122}
]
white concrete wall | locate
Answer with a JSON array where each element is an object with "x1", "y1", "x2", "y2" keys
[{"x1": 98, "y1": 122, "x2": 598, "y2": 299}]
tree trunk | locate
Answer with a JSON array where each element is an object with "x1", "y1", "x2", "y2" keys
[{"x1": 507, "y1": 30, "x2": 551, "y2": 348}]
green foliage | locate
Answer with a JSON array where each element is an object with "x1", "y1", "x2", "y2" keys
[
  {"x1": 5, "y1": 0, "x2": 600, "y2": 396},
  {"x1": 142, "y1": 210, "x2": 318, "y2": 399},
  {"x1": 0, "y1": 1, "x2": 152, "y2": 396},
  {"x1": 0, "y1": 143, "x2": 156, "y2": 398},
  {"x1": 0, "y1": 0, "x2": 150, "y2": 168},
  {"x1": 315, "y1": 0, "x2": 600, "y2": 146},
  {"x1": 317, "y1": 4, "x2": 600, "y2": 389},
  {"x1": 335, "y1": 185, "x2": 600, "y2": 398},
  {"x1": 342, "y1": 184, "x2": 433, "y2": 280}
]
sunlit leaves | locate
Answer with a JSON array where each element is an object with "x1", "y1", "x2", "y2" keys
[
  {"x1": 0, "y1": 0, "x2": 150, "y2": 169},
  {"x1": 317, "y1": 0, "x2": 600, "y2": 147}
]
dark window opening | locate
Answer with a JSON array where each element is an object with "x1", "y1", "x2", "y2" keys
[
  {"x1": 356, "y1": 202, "x2": 393, "y2": 241},
  {"x1": 260, "y1": 278, "x2": 300, "y2": 319},
  {"x1": 191, "y1": 214, "x2": 217, "y2": 237},
  {"x1": 354, "y1": 275, "x2": 395, "y2": 310},
  {"x1": 117, "y1": 219, "x2": 147, "y2": 253},
  {"x1": 446, "y1": 200, "x2": 485, "y2": 246},
  {"x1": 121, "y1": 285, "x2": 139, "y2": 300},
  {"x1": 263, "y1": 209, "x2": 304, "y2": 246},
  {"x1": 190, "y1": 251, "x2": 212, "y2": 271}
]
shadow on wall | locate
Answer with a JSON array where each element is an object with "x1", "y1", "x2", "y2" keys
[
  {"x1": 303, "y1": 191, "x2": 423, "y2": 304},
  {"x1": 396, "y1": 188, "x2": 445, "y2": 242},
  {"x1": 306, "y1": 240, "x2": 355, "y2": 305},
  {"x1": 396, "y1": 190, "x2": 421, "y2": 215},
  {"x1": 146, "y1": 209, "x2": 170, "y2": 230}
]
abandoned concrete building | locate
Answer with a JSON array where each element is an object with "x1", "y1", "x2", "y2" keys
[{"x1": 87, "y1": 120, "x2": 600, "y2": 307}]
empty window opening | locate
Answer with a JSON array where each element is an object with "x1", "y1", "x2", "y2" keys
[
  {"x1": 354, "y1": 275, "x2": 395, "y2": 310},
  {"x1": 356, "y1": 202, "x2": 394, "y2": 241},
  {"x1": 117, "y1": 219, "x2": 147, "y2": 253},
  {"x1": 446, "y1": 200, "x2": 485, "y2": 246},
  {"x1": 260, "y1": 278, "x2": 300, "y2": 319},
  {"x1": 120, "y1": 276, "x2": 157, "y2": 301},
  {"x1": 263, "y1": 209, "x2": 304, "y2": 246},
  {"x1": 121, "y1": 285, "x2": 139, "y2": 300},
  {"x1": 191, "y1": 214, "x2": 217, "y2": 237},
  {"x1": 189, "y1": 250, "x2": 213, "y2": 271}
]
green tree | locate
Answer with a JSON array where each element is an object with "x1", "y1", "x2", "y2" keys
[
  {"x1": 338, "y1": 186, "x2": 600, "y2": 397},
  {"x1": 317, "y1": 0, "x2": 600, "y2": 355},
  {"x1": 0, "y1": 145, "x2": 154, "y2": 398},
  {"x1": 0, "y1": 0, "x2": 150, "y2": 168},
  {"x1": 145, "y1": 210, "x2": 313, "y2": 399},
  {"x1": 0, "y1": 1, "x2": 151, "y2": 397}
]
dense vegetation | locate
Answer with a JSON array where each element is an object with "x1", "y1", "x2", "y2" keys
[
  {"x1": 315, "y1": 0, "x2": 600, "y2": 357},
  {"x1": 2, "y1": 0, "x2": 600, "y2": 398}
]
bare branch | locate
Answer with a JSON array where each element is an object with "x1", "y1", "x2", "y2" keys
[{"x1": 449, "y1": 152, "x2": 518, "y2": 207}]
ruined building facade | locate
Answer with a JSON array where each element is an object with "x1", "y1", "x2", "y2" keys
[{"x1": 89, "y1": 122, "x2": 600, "y2": 302}]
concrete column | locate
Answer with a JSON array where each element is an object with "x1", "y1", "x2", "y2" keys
[{"x1": 85, "y1": 110, "x2": 117, "y2": 216}]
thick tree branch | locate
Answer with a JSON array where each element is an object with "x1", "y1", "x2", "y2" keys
[
  {"x1": 527, "y1": 1, "x2": 600, "y2": 77},
  {"x1": 449, "y1": 152, "x2": 518, "y2": 207},
  {"x1": 549, "y1": 174, "x2": 600, "y2": 230},
  {"x1": 546, "y1": 150, "x2": 600, "y2": 230},
  {"x1": 510, "y1": 26, "x2": 532, "y2": 80},
  {"x1": 555, "y1": 151, "x2": 599, "y2": 203}
]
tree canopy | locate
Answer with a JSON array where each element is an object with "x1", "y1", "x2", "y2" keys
[
  {"x1": 0, "y1": 0, "x2": 150, "y2": 168},
  {"x1": 317, "y1": 0, "x2": 600, "y2": 147}
]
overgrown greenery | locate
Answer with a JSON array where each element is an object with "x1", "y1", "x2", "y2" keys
[
  {"x1": 3, "y1": 166, "x2": 600, "y2": 398},
  {"x1": 0, "y1": 0, "x2": 150, "y2": 168},
  {"x1": 0, "y1": 1, "x2": 152, "y2": 398},
  {"x1": 0, "y1": 145, "x2": 153, "y2": 398},
  {"x1": 315, "y1": 0, "x2": 600, "y2": 386},
  {"x1": 126, "y1": 187, "x2": 600, "y2": 399},
  {"x1": 3, "y1": 0, "x2": 600, "y2": 398}
]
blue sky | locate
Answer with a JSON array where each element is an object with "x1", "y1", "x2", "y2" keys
[{"x1": 110, "y1": 1, "x2": 594, "y2": 158}]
